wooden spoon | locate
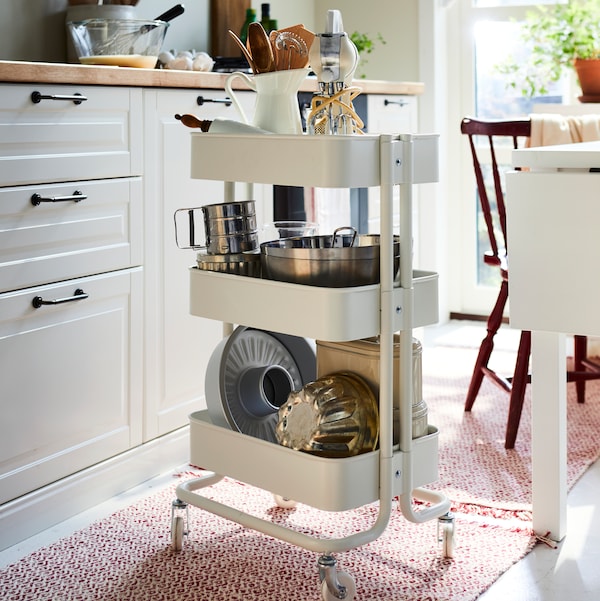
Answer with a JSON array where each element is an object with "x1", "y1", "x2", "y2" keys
[
  {"x1": 248, "y1": 22, "x2": 276, "y2": 73},
  {"x1": 228, "y1": 29, "x2": 257, "y2": 74}
]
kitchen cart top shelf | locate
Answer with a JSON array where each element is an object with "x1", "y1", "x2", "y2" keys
[{"x1": 190, "y1": 132, "x2": 439, "y2": 188}]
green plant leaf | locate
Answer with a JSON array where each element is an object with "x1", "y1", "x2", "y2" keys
[{"x1": 494, "y1": 0, "x2": 600, "y2": 98}]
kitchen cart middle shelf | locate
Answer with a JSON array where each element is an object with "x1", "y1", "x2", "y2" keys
[{"x1": 189, "y1": 268, "x2": 439, "y2": 340}]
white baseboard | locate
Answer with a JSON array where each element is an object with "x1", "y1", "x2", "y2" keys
[{"x1": 0, "y1": 427, "x2": 189, "y2": 551}]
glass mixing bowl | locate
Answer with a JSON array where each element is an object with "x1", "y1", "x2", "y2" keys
[{"x1": 67, "y1": 19, "x2": 169, "y2": 68}]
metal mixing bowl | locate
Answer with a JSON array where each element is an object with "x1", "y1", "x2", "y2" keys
[
  {"x1": 260, "y1": 233, "x2": 400, "y2": 287},
  {"x1": 67, "y1": 19, "x2": 169, "y2": 68},
  {"x1": 196, "y1": 251, "x2": 262, "y2": 277}
]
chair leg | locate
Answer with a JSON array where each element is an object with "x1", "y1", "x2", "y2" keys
[
  {"x1": 465, "y1": 280, "x2": 509, "y2": 412},
  {"x1": 574, "y1": 335, "x2": 587, "y2": 404},
  {"x1": 505, "y1": 330, "x2": 531, "y2": 449}
]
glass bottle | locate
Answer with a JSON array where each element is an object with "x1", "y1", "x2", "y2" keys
[
  {"x1": 260, "y1": 3, "x2": 272, "y2": 34},
  {"x1": 239, "y1": 8, "x2": 257, "y2": 46}
]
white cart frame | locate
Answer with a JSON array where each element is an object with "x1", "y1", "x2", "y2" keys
[{"x1": 175, "y1": 132, "x2": 451, "y2": 596}]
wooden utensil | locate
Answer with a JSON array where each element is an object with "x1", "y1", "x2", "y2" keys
[
  {"x1": 273, "y1": 31, "x2": 309, "y2": 70},
  {"x1": 228, "y1": 30, "x2": 257, "y2": 74},
  {"x1": 247, "y1": 22, "x2": 275, "y2": 73},
  {"x1": 270, "y1": 24, "x2": 315, "y2": 62},
  {"x1": 175, "y1": 114, "x2": 211, "y2": 131}
]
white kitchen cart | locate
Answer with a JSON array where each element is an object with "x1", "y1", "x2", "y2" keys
[{"x1": 174, "y1": 132, "x2": 452, "y2": 600}]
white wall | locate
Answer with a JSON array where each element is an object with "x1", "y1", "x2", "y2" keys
[
  {"x1": 0, "y1": 0, "x2": 68, "y2": 63},
  {"x1": 314, "y1": 0, "x2": 419, "y2": 82}
]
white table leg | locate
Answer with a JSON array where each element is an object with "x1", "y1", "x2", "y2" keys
[{"x1": 531, "y1": 330, "x2": 567, "y2": 540}]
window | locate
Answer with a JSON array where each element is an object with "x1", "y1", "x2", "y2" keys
[{"x1": 453, "y1": 0, "x2": 568, "y2": 315}]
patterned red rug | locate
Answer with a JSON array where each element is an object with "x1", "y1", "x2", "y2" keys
[
  {"x1": 0, "y1": 476, "x2": 534, "y2": 601},
  {"x1": 425, "y1": 344, "x2": 600, "y2": 514},
  {"x1": 2, "y1": 339, "x2": 599, "y2": 601}
]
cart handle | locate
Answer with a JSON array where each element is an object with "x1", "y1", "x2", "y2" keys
[{"x1": 398, "y1": 487, "x2": 451, "y2": 524}]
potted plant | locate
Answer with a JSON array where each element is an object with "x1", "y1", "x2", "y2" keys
[
  {"x1": 496, "y1": 0, "x2": 600, "y2": 100},
  {"x1": 349, "y1": 31, "x2": 386, "y2": 78}
]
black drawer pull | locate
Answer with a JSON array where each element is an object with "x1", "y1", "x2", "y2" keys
[
  {"x1": 384, "y1": 98, "x2": 408, "y2": 107},
  {"x1": 31, "y1": 91, "x2": 87, "y2": 105},
  {"x1": 32, "y1": 288, "x2": 88, "y2": 309},
  {"x1": 197, "y1": 95, "x2": 232, "y2": 107},
  {"x1": 31, "y1": 190, "x2": 87, "y2": 206}
]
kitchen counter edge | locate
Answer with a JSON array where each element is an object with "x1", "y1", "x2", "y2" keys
[{"x1": 0, "y1": 60, "x2": 424, "y2": 95}]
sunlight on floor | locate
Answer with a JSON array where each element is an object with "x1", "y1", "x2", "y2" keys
[{"x1": 556, "y1": 505, "x2": 595, "y2": 568}]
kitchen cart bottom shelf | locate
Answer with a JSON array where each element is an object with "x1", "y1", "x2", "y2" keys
[{"x1": 186, "y1": 409, "x2": 440, "y2": 513}]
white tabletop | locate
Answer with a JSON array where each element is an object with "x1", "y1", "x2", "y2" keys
[{"x1": 513, "y1": 140, "x2": 600, "y2": 169}]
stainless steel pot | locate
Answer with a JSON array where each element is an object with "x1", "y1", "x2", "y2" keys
[{"x1": 260, "y1": 229, "x2": 400, "y2": 287}]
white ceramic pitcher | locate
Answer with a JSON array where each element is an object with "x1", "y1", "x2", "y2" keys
[{"x1": 225, "y1": 68, "x2": 309, "y2": 135}]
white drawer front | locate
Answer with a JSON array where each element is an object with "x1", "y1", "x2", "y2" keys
[
  {"x1": 0, "y1": 268, "x2": 143, "y2": 505},
  {"x1": 0, "y1": 178, "x2": 143, "y2": 293},
  {"x1": 157, "y1": 87, "x2": 250, "y2": 120},
  {"x1": 0, "y1": 84, "x2": 142, "y2": 186},
  {"x1": 366, "y1": 94, "x2": 418, "y2": 134}
]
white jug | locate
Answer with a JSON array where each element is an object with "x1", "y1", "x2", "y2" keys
[{"x1": 225, "y1": 68, "x2": 309, "y2": 135}]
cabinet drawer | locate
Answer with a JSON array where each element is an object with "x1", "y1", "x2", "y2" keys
[
  {"x1": 0, "y1": 84, "x2": 142, "y2": 186},
  {"x1": 161, "y1": 88, "x2": 249, "y2": 120},
  {"x1": 0, "y1": 178, "x2": 143, "y2": 293},
  {"x1": 0, "y1": 268, "x2": 143, "y2": 505},
  {"x1": 367, "y1": 94, "x2": 417, "y2": 134}
]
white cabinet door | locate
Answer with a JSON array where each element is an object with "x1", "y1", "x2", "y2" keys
[
  {"x1": 0, "y1": 268, "x2": 143, "y2": 505},
  {"x1": 142, "y1": 88, "x2": 270, "y2": 440}
]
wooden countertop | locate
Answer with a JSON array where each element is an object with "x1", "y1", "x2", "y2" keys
[{"x1": 0, "y1": 60, "x2": 424, "y2": 95}]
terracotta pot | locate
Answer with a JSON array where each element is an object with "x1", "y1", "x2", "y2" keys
[{"x1": 574, "y1": 58, "x2": 600, "y2": 101}]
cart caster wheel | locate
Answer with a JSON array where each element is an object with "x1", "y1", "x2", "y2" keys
[
  {"x1": 273, "y1": 494, "x2": 297, "y2": 509},
  {"x1": 438, "y1": 512, "x2": 456, "y2": 559},
  {"x1": 321, "y1": 570, "x2": 356, "y2": 601},
  {"x1": 171, "y1": 515, "x2": 185, "y2": 552},
  {"x1": 318, "y1": 555, "x2": 356, "y2": 601}
]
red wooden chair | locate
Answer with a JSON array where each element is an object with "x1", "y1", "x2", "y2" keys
[{"x1": 461, "y1": 116, "x2": 600, "y2": 448}]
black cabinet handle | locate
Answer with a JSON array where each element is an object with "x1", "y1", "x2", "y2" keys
[
  {"x1": 31, "y1": 91, "x2": 87, "y2": 105},
  {"x1": 384, "y1": 98, "x2": 408, "y2": 107},
  {"x1": 197, "y1": 95, "x2": 232, "y2": 107},
  {"x1": 32, "y1": 288, "x2": 88, "y2": 309},
  {"x1": 31, "y1": 190, "x2": 87, "y2": 206}
]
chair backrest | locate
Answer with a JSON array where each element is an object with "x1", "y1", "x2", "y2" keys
[{"x1": 460, "y1": 117, "x2": 531, "y2": 266}]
